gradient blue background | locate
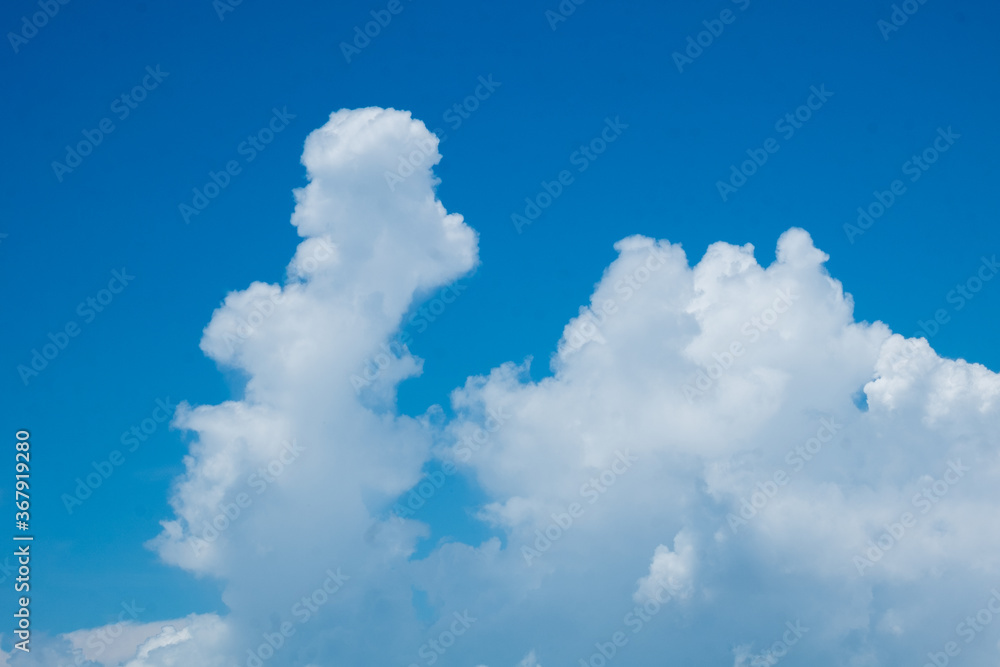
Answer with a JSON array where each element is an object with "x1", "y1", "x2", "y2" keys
[{"x1": 0, "y1": 0, "x2": 997, "y2": 639}]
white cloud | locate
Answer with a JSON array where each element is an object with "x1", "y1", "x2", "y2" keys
[
  {"x1": 120, "y1": 615, "x2": 231, "y2": 667},
  {"x1": 35, "y1": 108, "x2": 1000, "y2": 666},
  {"x1": 138, "y1": 106, "x2": 482, "y2": 664},
  {"x1": 62, "y1": 617, "x2": 194, "y2": 667},
  {"x1": 633, "y1": 530, "x2": 695, "y2": 604},
  {"x1": 516, "y1": 650, "x2": 541, "y2": 667}
]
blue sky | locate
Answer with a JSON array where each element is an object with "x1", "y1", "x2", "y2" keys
[{"x1": 2, "y1": 0, "x2": 999, "y2": 665}]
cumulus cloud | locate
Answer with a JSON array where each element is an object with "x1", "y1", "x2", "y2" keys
[
  {"x1": 63, "y1": 617, "x2": 197, "y2": 666},
  {"x1": 135, "y1": 107, "x2": 481, "y2": 665},
  {"x1": 633, "y1": 530, "x2": 695, "y2": 604},
  {"x1": 26, "y1": 108, "x2": 1000, "y2": 666}
]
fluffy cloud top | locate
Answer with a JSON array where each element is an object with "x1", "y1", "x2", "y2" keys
[{"x1": 23, "y1": 108, "x2": 1000, "y2": 666}]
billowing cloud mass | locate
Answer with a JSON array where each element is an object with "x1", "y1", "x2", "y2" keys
[{"x1": 18, "y1": 108, "x2": 1000, "y2": 666}]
